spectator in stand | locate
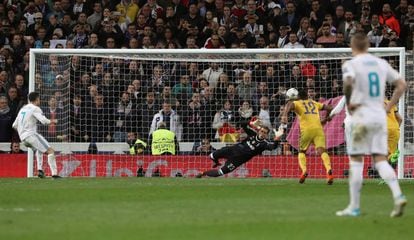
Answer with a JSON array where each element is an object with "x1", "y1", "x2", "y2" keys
[
  {"x1": 0, "y1": 96, "x2": 13, "y2": 142},
  {"x1": 237, "y1": 100, "x2": 255, "y2": 124},
  {"x1": 333, "y1": 5, "x2": 345, "y2": 28},
  {"x1": 282, "y1": 1, "x2": 300, "y2": 32},
  {"x1": 113, "y1": 92, "x2": 134, "y2": 142},
  {"x1": 212, "y1": 100, "x2": 238, "y2": 142},
  {"x1": 287, "y1": 65, "x2": 306, "y2": 90},
  {"x1": 86, "y1": 94, "x2": 114, "y2": 142},
  {"x1": 338, "y1": 10, "x2": 357, "y2": 44},
  {"x1": 309, "y1": 0, "x2": 325, "y2": 30},
  {"x1": 84, "y1": 33, "x2": 102, "y2": 48},
  {"x1": 7, "y1": 86, "x2": 23, "y2": 119},
  {"x1": 9, "y1": 142, "x2": 24, "y2": 154},
  {"x1": 26, "y1": 12, "x2": 44, "y2": 37},
  {"x1": 257, "y1": 81, "x2": 270, "y2": 99},
  {"x1": 14, "y1": 74, "x2": 28, "y2": 100},
  {"x1": 257, "y1": 96, "x2": 273, "y2": 129},
  {"x1": 297, "y1": 17, "x2": 311, "y2": 42},
  {"x1": 315, "y1": 63, "x2": 340, "y2": 99},
  {"x1": 237, "y1": 71, "x2": 258, "y2": 107},
  {"x1": 40, "y1": 96, "x2": 66, "y2": 142},
  {"x1": 181, "y1": 92, "x2": 206, "y2": 141},
  {"x1": 149, "y1": 101, "x2": 182, "y2": 141},
  {"x1": 225, "y1": 83, "x2": 241, "y2": 108},
  {"x1": 70, "y1": 24, "x2": 89, "y2": 49},
  {"x1": 316, "y1": 23, "x2": 337, "y2": 47},
  {"x1": 379, "y1": 3, "x2": 401, "y2": 36},
  {"x1": 202, "y1": 62, "x2": 224, "y2": 89},
  {"x1": 284, "y1": 32, "x2": 305, "y2": 48},
  {"x1": 276, "y1": 25, "x2": 290, "y2": 48},
  {"x1": 172, "y1": 74, "x2": 192, "y2": 104},
  {"x1": 148, "y1": 64, "x2": 168, "y2": 95},
  {"x1": 87, "y1": 2, "x2": 102, "y2": 30},
  {"x1": 334, "y1": 32, "x2": 348, "y2": 47},
  {"x1": 204, "y1": 33, "x2": 225, "y2": 49},
  {"x1": 183, "y1": 2, "x2": 204, "y2": 31},
  {"x1": 70, "y1": 94, "x2": 88, "y2": 142},
  {"x1": 192, "y1": 137, "x2": 216, "y2": 155}
]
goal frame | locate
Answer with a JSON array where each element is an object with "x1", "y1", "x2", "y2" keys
[{"x1": 28, "y1": 47, "x2": 407, "y2": 178}]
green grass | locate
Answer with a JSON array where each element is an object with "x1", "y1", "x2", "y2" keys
[{"x1": 0, "y1": 178, "x2": 413, "y2": 240}]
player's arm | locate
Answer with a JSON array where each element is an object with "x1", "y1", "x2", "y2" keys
[
  {"x1": 33, "y1": 108, "x2": 51, "y2": 125},
  {"x1": 242, "y1": 118, "x2": 258, "y2": 136},
  {"x1": 280, "y1": 101, "x2": 294, "y2": 125},
  {"x1": 328, "y1": 96, "x2": 346, "y2": 119},
  {"x1": 385, "y1": 79, "x2": 407, "y2": 113},
  {"x1": 385, "y1": 63, "x2": 407, "y2": 113},
  {"x1": 395, "y1": 111, "x2": 403, "y2": 126},
  {"x1": 12, "y1": 117, "x2": 18, "y2": 129}
]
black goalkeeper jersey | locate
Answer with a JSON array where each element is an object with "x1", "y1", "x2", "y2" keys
[{"x1": 234, "y1": 122, "x2": 278, "y2": 159}]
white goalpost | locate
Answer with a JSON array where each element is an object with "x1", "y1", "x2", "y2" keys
[{"x1": 26, "y1": 48, "x2": 412, "y2": 179}]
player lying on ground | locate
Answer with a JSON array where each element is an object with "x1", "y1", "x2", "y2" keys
[
  {"x1": 281, "y1": 88, "x2": 334, "y2": 184},
  {"x1": 12, "y1": 92, "x2": 61, "y2": 178},
  {"x1": 196, "y1": 117, "x2": 284, "y2": 178}
]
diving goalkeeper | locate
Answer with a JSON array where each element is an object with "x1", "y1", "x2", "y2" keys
[{"x1": 196, "y1": 117, "x2": 284, "y2": 178}]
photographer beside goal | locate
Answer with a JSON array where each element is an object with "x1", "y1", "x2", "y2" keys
[
  {"x1": 12, "y1": 92, "x2": 61, "y2": 179},
  {"x1": 196, "y1": 117, "x2": 284, "y2": 178}
]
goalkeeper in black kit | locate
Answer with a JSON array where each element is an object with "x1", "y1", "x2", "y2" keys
[{"x1": 196, "y1": 117, "x2": 284, "y2": 178}]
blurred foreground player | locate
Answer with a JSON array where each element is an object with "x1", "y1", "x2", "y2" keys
[{"x1": 196, "y1": 117, "x2": 284, "y2": 178}]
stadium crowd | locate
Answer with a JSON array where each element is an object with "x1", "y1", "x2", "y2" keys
[{"x1": 0, "y1": 0, "x2": 414, "y2": 154}]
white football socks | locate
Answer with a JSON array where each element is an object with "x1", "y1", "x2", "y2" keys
[
  {"x1": 48, "y1": 154, "x2": 58, "y2": 176},
  {"x1": 36, "y1": 151, "x2": 43, "y2": 171},
  {"x1": 375, "y1": 161, "x2": 402, "y2": 199},
  {"x1": 349, "y1": 160, "x2": 364, "y2": 210}
]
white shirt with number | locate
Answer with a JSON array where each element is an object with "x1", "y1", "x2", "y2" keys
[
  {"x1": 12, "y1": 103, "x2": 51, "y2": 140},
  {"x1": 341, "y1": 53, "x2": 401, "y2": 124}
]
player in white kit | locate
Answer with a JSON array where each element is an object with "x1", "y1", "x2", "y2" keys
[
  {"x1": 12, "y1": 92, "x2": 61, "y2": 178},
  {"x1": 335, "y1": 33, "x2": 407, "y2": 217}
]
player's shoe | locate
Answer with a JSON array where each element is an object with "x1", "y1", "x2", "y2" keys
[
  {"x1": 327, "y1": 170, "x2": 334, "y2": 185},
  {"x1": 390, "y1": 150, "x2": 400, "y2": 164},
  {"x1": 210, "y1": 153, "x2": 221, "y2": 168},
  {"x1": 299, "y1": 172, "x2": 308, "y2": 184},
  {"x1": 52, "y1": 175, "x2": 62, "y2": 179},
  {"x1": 37, "y1": 170, "x2": 45, "y2": 178},
  {"x1": 336, "y1": 207, "x2": 361, "y2": 217},
  {"x1": 195, "y1": 172, "x2": 204, "y2": 178},
  {"x1": 390, "y1": 195, "x2": 407, "y2": 218}
]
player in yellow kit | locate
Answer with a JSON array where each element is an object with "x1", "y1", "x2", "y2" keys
[
  {"x1": 281, "y1": 88, "x2": 333, "y2": 184},
  {"x1": 385, "y1": 98, "x2": 402, "y2": 167}
]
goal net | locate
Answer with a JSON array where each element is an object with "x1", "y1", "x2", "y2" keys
[{"x1": 28, "y1": 48, "x2": 412, "y2": 179}]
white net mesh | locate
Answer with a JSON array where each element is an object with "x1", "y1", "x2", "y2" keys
[{"x1": 28, "y1": 48, "x2": 411, "y2": 179}]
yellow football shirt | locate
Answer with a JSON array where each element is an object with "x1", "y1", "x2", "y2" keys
[
  {"x1": 293, "y1": 99, "x2": 324, "y2": 130},
  {"x1": 385, "y1": 100, "x2": 399, "y2": 130}
]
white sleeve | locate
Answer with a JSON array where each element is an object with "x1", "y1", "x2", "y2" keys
[
  {"x1": 12, "y1": 117, "x2": 18, "y2": 129},
  {"x1": 342, "y1": 61, "x2": 355, "y2": 81},
  {"x1": 385, "y1": 63, "x2": 402, "y2": 84},
  {"x1": 329, "y1": 96, "x2": 346, "y2": 118},
  {"x1": 33, "y1": 107, "x2": 51, "y2": 125}
]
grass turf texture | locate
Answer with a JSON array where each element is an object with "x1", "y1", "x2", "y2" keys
[{"x1": 0, "y1": 178, "x2": 413, "y2": 240}]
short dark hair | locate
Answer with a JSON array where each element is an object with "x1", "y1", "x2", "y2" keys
[
  {"x1": 28, "y1": 92, "x2": 40, "y2": 102},
  {"x1": 298, "y1": 88, "x2": 308, "y2": 99}
]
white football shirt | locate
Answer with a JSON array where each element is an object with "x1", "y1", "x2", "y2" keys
[
  {"x1": 12, "y1": 103, "x2": 51, "y2": 140},
  {"x1": 342, "y1": 53, "x2": 402, "y2": 123}
]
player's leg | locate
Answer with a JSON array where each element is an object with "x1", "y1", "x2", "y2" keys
[
  {"x1": 36, "y1": 150, "x2": 45, "y2": 178},
  {"x1": 372, "y1": 129, "x2": 407, "y2": 217},
  {"x1": 298, "y1": 131, "x2": 311, "y2": 183},
  {"x1": 197, "y1": 157, "x2": 244, "y2": 178},
  {"x1": 35, "y1": 133, "x2": 60, "y2": 178},
  {"x1": 387, "y1": 128, "x2": 400, "y2": 168},
  {"x1": 315, "y1": 131, "x2": 333, "y2": 184},
  {"x1": 337, "y1": 121, "x2": 364, "y2": 216},
  {"x1": 23, "y1": 135, "x2": 47, "y2": 178},
  {"x1": 336, "y1": 154, "x2": 363, "y2": 217},
  {"x1": 209, "y1": 146, "x2": 232, "y2": 167}
]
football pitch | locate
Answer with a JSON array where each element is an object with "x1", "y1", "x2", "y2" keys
[{"x1": 0, "y1": 178, "x2": 413, "y2": 240}]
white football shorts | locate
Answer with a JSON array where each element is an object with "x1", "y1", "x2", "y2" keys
[{"x1": 23, "y1": 134, "x2": 51, "y2": 153}]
